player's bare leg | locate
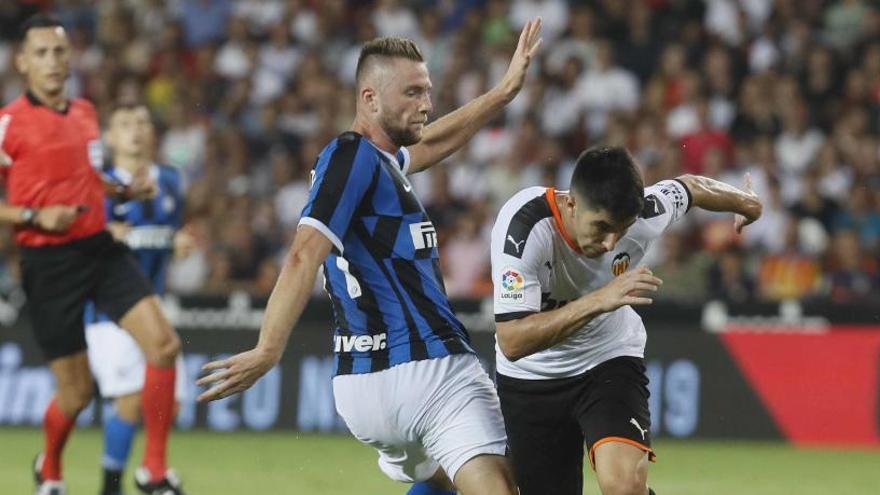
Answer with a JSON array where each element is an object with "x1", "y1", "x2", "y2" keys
[
  {"x1": 594, "y1": 442, "x2": 651, "y2": 495},
  {"x1": 429, "y1": 468, "x2": 455, "y2": 489},
  {"x1": 35, "y1": 352, "x2": 94, "y2": 486},
  {"x1": 48, "y1": 352, "x2": 95, "y2": 416},
  {"x1": 114, "y1": 392, "x2": 143, "y2": 423},
  {"x1": 120, "y1": 295, "x2": 180, "y2": 367},
  {"x1": 453, "y1": 454, "x2": 517, "y2": 495},
  {"x1": 118, "y1": 295, "x2": 184, "y2": 492}
]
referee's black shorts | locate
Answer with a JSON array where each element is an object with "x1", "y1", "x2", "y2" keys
[
  {"x1": 497, "y1": 356, "x2": 655, "y2": 495},
  {"x1": 20, "y1": 231, "x2": 154, "y2": 361}
]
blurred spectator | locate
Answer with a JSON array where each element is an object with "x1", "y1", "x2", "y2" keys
[
  {"x1": 757, "y1": 220, "x2": 822, "y2": 301},
  {"x1": 2, "y1": 0, "x2": 876, "y2": 303},
  {"x1": 180, "y1": 0, "x2": 232, "y2": 48},
  {"x1": 577, "y1": 40, "x2": 639, "y2": 138},
  {"x1": 650, "y1": 232, "x2": 712, "y2": 302},
  {"x1": 832, "y1": 186, "x2": 880, "y2": 250},
  {"x1": 707, "y1": 247, "x2": 756, "y2": 304},
  {"x1": 509, "y1": 0, "x2": 569, "y2": 44},
  {"x1": 442, "y1": 215, "x2": 491, "y2": 298},
  {"x1": 679, "y1": 98, "x2": 734, "y2": 175},
  {"x1": 825, "y1": 229, "x2": 879, "y2": 303}
]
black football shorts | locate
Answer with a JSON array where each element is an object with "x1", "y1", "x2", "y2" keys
[
  {"x1": 20, "y1": 231, "x2": 153, "y2": 360},
  {"x1": 497, "y1": 356, "x2": 655, "y2": 495}
]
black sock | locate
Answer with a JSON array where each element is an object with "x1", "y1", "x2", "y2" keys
[
  {"x1": 102, "y1": 468, "x2": 123, "y2": 494},
  {"x1": 649, "y1": 488, "x2": 656, "y2": 495}
]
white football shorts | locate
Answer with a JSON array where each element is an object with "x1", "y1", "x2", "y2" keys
[
  {"x1": 85, "y1": 321, "x2": 188, "y2": 401},
  {"x1": 332, "y1": 353, "x2": 507, "y2": 484}
]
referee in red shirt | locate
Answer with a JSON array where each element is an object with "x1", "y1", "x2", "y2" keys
[{"x1": 0, "y1": 15, "x2": 185, "y2": 495}]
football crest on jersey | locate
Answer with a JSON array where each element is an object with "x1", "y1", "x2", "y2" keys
[
  {"x1": 87, "y1": 139, "x2": 104, "y2": 170},
  {"x1": 612, "y1": 252, "x2": 631, "y2": 276},
  {"x1": 500, "y1": 267, "x2": 525, "y2": 301},
  {"x1": 162, "y1": 195, "x2": 176, "y2": 214}
]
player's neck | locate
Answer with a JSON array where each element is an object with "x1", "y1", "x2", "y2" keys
[
  {"x1": 554, "y1": 191, "x2": 577, "y2": 235},
  {"x1": 27, "y1": 87, "x2": 68, "y2": 112},
  {"x1": 351, "y1": 117, "x2": 399, "y2": 155},
  {"x1": 116, "y1": 155, "x2": 150, "y2": 175}
]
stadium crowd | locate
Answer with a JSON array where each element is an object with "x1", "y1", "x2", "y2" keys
[{"x1": 1, "y1": 0, "x2": 878, "y2": 305}]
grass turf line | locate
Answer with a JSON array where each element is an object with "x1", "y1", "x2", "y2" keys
[{"x1": 1, "y1": 428, "x2": 878, "y2": 494}]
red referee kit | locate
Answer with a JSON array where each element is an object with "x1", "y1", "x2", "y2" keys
[{"x1": 0, "y1": 92, "x2": 106, "y2": 246}]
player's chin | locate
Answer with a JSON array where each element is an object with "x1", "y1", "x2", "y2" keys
[
  {"x1": 581, "y1": 246, "x2": 605, "y2": 258},
  {"x1": 398, "y1": 130, "x2": 423, "y2": 147}
]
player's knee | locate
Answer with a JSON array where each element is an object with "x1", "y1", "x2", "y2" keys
[
  {"x1": 145, "y1": 329, "x2": 180, "y2": 365},
  {"x1": 597, "y1": 470, "x2": 648, "y2": 495},
  {"x1": 59, "y1": 380, "x2": 94, "y2": 413}
]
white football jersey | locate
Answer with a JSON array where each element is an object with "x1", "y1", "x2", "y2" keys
[{"x1": 490, "y1": 180, "x2": 691, "y2": 380}]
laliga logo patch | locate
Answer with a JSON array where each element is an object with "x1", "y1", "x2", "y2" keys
[
  {"x1": 612, "y1": 252, "x2": 630, "y2": 276},
  {"x1": 500, "y1": 268, "x2": 525, "y2": 301}
]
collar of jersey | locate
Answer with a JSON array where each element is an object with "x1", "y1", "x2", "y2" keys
[
  {"x1": 109, "y1": 163, "x2": 159, "y2": 186},
  {"x1": 363, "y1": 137, "x2": 402, "y2": 169},
  {"x1": 545, "y1": 187, "x2": 583, "y2": 255},
  {"x1": 26, "y1": 90, "x2": 69, "y2": 115}
]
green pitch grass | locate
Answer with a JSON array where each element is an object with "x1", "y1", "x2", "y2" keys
[{"x1": 2, "y1": 428, "x2": 879, "y2": 494}]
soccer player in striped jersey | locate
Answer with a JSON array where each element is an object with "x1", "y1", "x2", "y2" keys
[
  {"x1": 198, "y1": 20, "x2": 543, "y2": 495},
  {"x1": 490, "y1": 147, "x2": 762, "y2": 495},
  {"x1": 84, "y1": 104, "x2": 191, "y2": 495}
]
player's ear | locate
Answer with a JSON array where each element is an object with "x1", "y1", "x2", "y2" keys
[{"x1": 361, "y1": 86, "x2": 379, "y2": 113}]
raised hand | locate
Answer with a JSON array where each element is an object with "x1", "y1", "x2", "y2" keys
[
  {"x1": 196, "y1": 348, "x2": 277, "y2": 402},
  {"x1": 734, "y1": 172, "x2": 761, "y2": 234},
  {"x1": 593, "y1": 266, "x2": 663, "y2": 313},
  {"x1": 127, "y1": 167, "x2": 158, "y2": 200},
  {"x1": 499, "y1": 17, "x2": 543, "y2": 102}
]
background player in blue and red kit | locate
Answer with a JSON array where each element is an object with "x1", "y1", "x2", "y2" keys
[
  {"x1": 0, "y1": 15, "x2": 185, "y2": 495},
  {"x1": 198, "y1": 20, "x2": 543, "y2": 495},
  {"x1": 84, "y1": 103, "x2": 192, "y2": 495}
]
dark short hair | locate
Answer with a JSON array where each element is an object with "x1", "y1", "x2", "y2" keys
[
  {"x1": 355, "y1": 37, "x2": 424, "y2": 83},
  {"x1": 569, "y1": 146, "x2": 644, "y2": 222},
  {"x1": 19, "y1": 13, "x2": 65, "y2": 43}
]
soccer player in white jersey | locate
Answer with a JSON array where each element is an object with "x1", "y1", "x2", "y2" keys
[{"x1": 490, "y1": 146, "x2": 762, "y2": 495}]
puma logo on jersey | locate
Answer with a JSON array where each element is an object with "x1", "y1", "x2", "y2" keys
[
  {"x1": 612, "y1": 252, "x2": 631, "y2": 276},
  {"x1": 630, "y1": 417, "x2": 648, "y2": 440},
  {"x1": 506, "y1": 235, "x2": 525, "y2": 254},
  {"x1": 334, "y1": 333, "x2": 387, "y2": 353},
  {"x1": 641, "y1": 194, "x2": 665, "y2": 219},
  {"x1": 402, "y1": 180, "x2": 412, "y2": 192}
]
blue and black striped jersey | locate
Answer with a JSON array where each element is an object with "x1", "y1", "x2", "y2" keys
[
  {"x1": 85, "y1": 163, "x2": 183, "y2": 324},
  {"x1": 299, "y1": 131, "x2": 474, "y2": 375}
]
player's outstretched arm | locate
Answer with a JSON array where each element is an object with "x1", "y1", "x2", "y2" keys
[
  {"x1": 406, "y1": 17, "x2": 543, "y2": 174},
  {"x1": 197, "y1": 225, "x2": 332, "y2": 401},
  {"x1": 496, "y1": 267, "x2": 662, "y2": 361},
  {"x1": 677, "y1": 173, "x2": 763, "y2": 233}
]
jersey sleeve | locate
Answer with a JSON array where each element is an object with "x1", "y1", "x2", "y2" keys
[
  {"x1": 298, "y1": 136, "x2": 377, "y2": 254},
  {"x1": 490, "y1": 194, "x2": 553, "y2": 322},
  {"x1": 639, "y1": 179, "x2": 692, "y2": 235}
]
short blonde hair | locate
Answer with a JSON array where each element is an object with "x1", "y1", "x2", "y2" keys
[{"x1": 355, "y1": 37, "x2": 424, "y2": 83}]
